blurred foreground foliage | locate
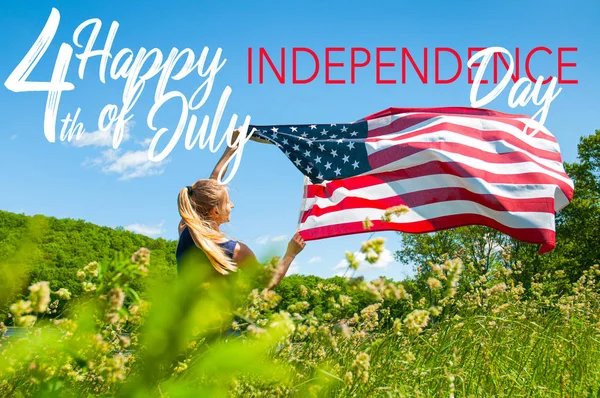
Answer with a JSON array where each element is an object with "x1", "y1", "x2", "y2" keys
[{"x1": 1, "y1": 242, "x2": 600, "y2": 397}]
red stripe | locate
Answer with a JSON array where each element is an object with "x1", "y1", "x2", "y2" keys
[
  {"x1": 368, "y1": 142, "x2": 569, "y2": 180},
  {"x1": 367, "y1": 111, "x2": 557, "y2": 143},
  {"x1": 307, "y1": 162, "x2": 574, "y2": 202},
  {"x1": 363, "y1": 107, "x2": 529, "y2": 120},
  {"x1": 300, "y1": 187, "x2": 554, "y2": 224},
  {"x1": 367, "y1": 113, "x2": 441, "y2": 139},
  {"x1": 367, "y1": 121, "x2": 562, "y2": 162},
  {"x1": 299, "y1": 214, "x2": 556, "y2": 254}
]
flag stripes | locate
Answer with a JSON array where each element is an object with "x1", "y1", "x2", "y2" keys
[{"x1": 250, "y1": 107, "x2": 573, "y2": 253}]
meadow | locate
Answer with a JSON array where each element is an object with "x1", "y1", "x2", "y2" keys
[
  {"x1": 1, "y1": 239, "x2": 600, "y2": 397},
  {"x1": 0, "y1": 129, "x2": 598, "y2": 397}
]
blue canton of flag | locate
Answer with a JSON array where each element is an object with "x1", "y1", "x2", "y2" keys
[{"x1": 249, "y1": 122, "x2": 371, "y2": 183}]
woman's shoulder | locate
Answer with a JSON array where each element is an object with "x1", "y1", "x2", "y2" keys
[
  {"x1": 178, "y1": 219, "x2": 187, "y2": 236},
  {"x1": 177, "y1": 226, "x2": 196, "y2": 250},
  {"x1": 231, "y1": 241, "x2": 259, "y2": 267},
  {"x1": 178, "y1": 225, "x2": 240, "y2": 260},
  {"x1": 216, "y1": 239, "x2": 238, "y2": 259}
]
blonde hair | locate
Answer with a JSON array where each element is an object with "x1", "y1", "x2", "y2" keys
[{"x1": 178, "y1": 179, "x2": 237, "y2": 275}]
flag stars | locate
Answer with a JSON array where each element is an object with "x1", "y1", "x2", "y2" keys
[{"x1": 254, "y1": 123, "x2": 369, "y2": 181}]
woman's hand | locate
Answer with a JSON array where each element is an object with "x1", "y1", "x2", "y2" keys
[{"x1": 285, "y1": 232, "x2": 306, "y2": 258}]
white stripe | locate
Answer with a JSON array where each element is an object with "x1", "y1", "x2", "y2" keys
[
  {"x1": 367, "y1": 113, "x2": 560, "y2": 153},
  {"x1": 367, "y1": 130, "x2": 565, "y2": 173},
  {"x1": 299, "y1": 200, "x2": 555, "y2": 231},
  {"x1": 297, "y1": 176, "x2": 312, "y2": 228},
  {"x1": 364, "y1": 147, "x2": 574, "y2": 188},
  {"x1": 302, "y1": 175, "x2": 569, "y2": 212},
  {"x1": 515, "y1": 117, "x2": 554, "y2": 139}
]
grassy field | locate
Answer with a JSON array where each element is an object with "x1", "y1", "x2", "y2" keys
[{"x1": 1, "y1": 243, "x2": 600, "y2": 398}]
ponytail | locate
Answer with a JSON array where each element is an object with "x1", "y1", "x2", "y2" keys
[{"x1": 178, "y1": 185, "x2": 237, "y2": 275}]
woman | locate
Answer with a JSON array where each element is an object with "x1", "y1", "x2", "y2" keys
[{"x1": 176, "y1": 131, "x2": 306, "y2": 290}]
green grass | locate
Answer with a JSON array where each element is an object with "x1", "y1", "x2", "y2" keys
[{"x1": 1, "y1": 250, "x2": 599, "y2": 397}]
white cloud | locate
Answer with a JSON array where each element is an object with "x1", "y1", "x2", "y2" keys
[
  {"x1": 333, "y1": 249, "x2": 394, "y2": 272},
  {"x1": 288, "y1": 266, "x2": 300, "y2": 275},
  {"x1": 308, "y1": 256, "x2": 322, "y2": 264},
  {"x1": 71, "y1": 121, "x2": 133, "y2": 148},
  {"x1": 9, "y1": 134, "x2": 17, "y2": 140},
  {"x1": 84, "y1": 149, "x2": 168, "y2": 180},
  {"x1": 138, "y1": 137, "x2": 153, "y2": 148},
  {"x1": 333, "y1": 259, "x2": 348, "y2": 270},
  {"x1": 76, "y1": 120, "x2": 166, "y2": 180},
  {"x1": 256, "y1": 235, "x2": 289, "y2": 245},
  {"x1": 288, "y1": 261, "x2": 300, "y2": 275},
  {"x1": 256, "y1": 235, "x2": 270, "y2": 245},
  {"x1": 125, "y1": 222, "x2": 165, "y2": 237}
]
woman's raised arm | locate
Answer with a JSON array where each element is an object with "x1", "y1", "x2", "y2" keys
[
  {"x1": 232, "y1": 233, "x2": 306, "y2": 290},
  {"x1": 267, "y1": 233, "x2": 306, "y2": 289},
  {"x1": 210, "y1": 130, "x2": 240, "y2": 181}
]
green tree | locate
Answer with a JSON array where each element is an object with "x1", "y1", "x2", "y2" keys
[
  {"x1": 553, "y1": 129, "x2": 600, "y2": 279},
  {"x1": 0, "y1": 211, "x2": 178, "y2": 322},
  {"x1": 395, "y1": 226, "x2": 511, "y2": 275}
]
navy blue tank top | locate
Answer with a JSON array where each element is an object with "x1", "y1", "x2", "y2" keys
[{"x1": 176, "y1": 227, "x2": 237, "y2": 272}]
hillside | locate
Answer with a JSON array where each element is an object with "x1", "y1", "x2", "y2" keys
[{"x1": 0, "y1": 210, "x2": 178, "y2": 316}]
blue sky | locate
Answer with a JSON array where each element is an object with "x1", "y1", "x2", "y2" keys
[{"x1": 1, "y1": 0, "x2": 599, "y2": 280}]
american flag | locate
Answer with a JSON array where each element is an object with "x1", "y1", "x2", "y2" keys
[{"x1": 249, "y1": 107, "x2": 574, "y2": 253}]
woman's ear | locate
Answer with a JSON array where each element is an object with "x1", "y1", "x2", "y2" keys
[{"x1": 209, "y1": 207, "x2": 219, "y2": 219}]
